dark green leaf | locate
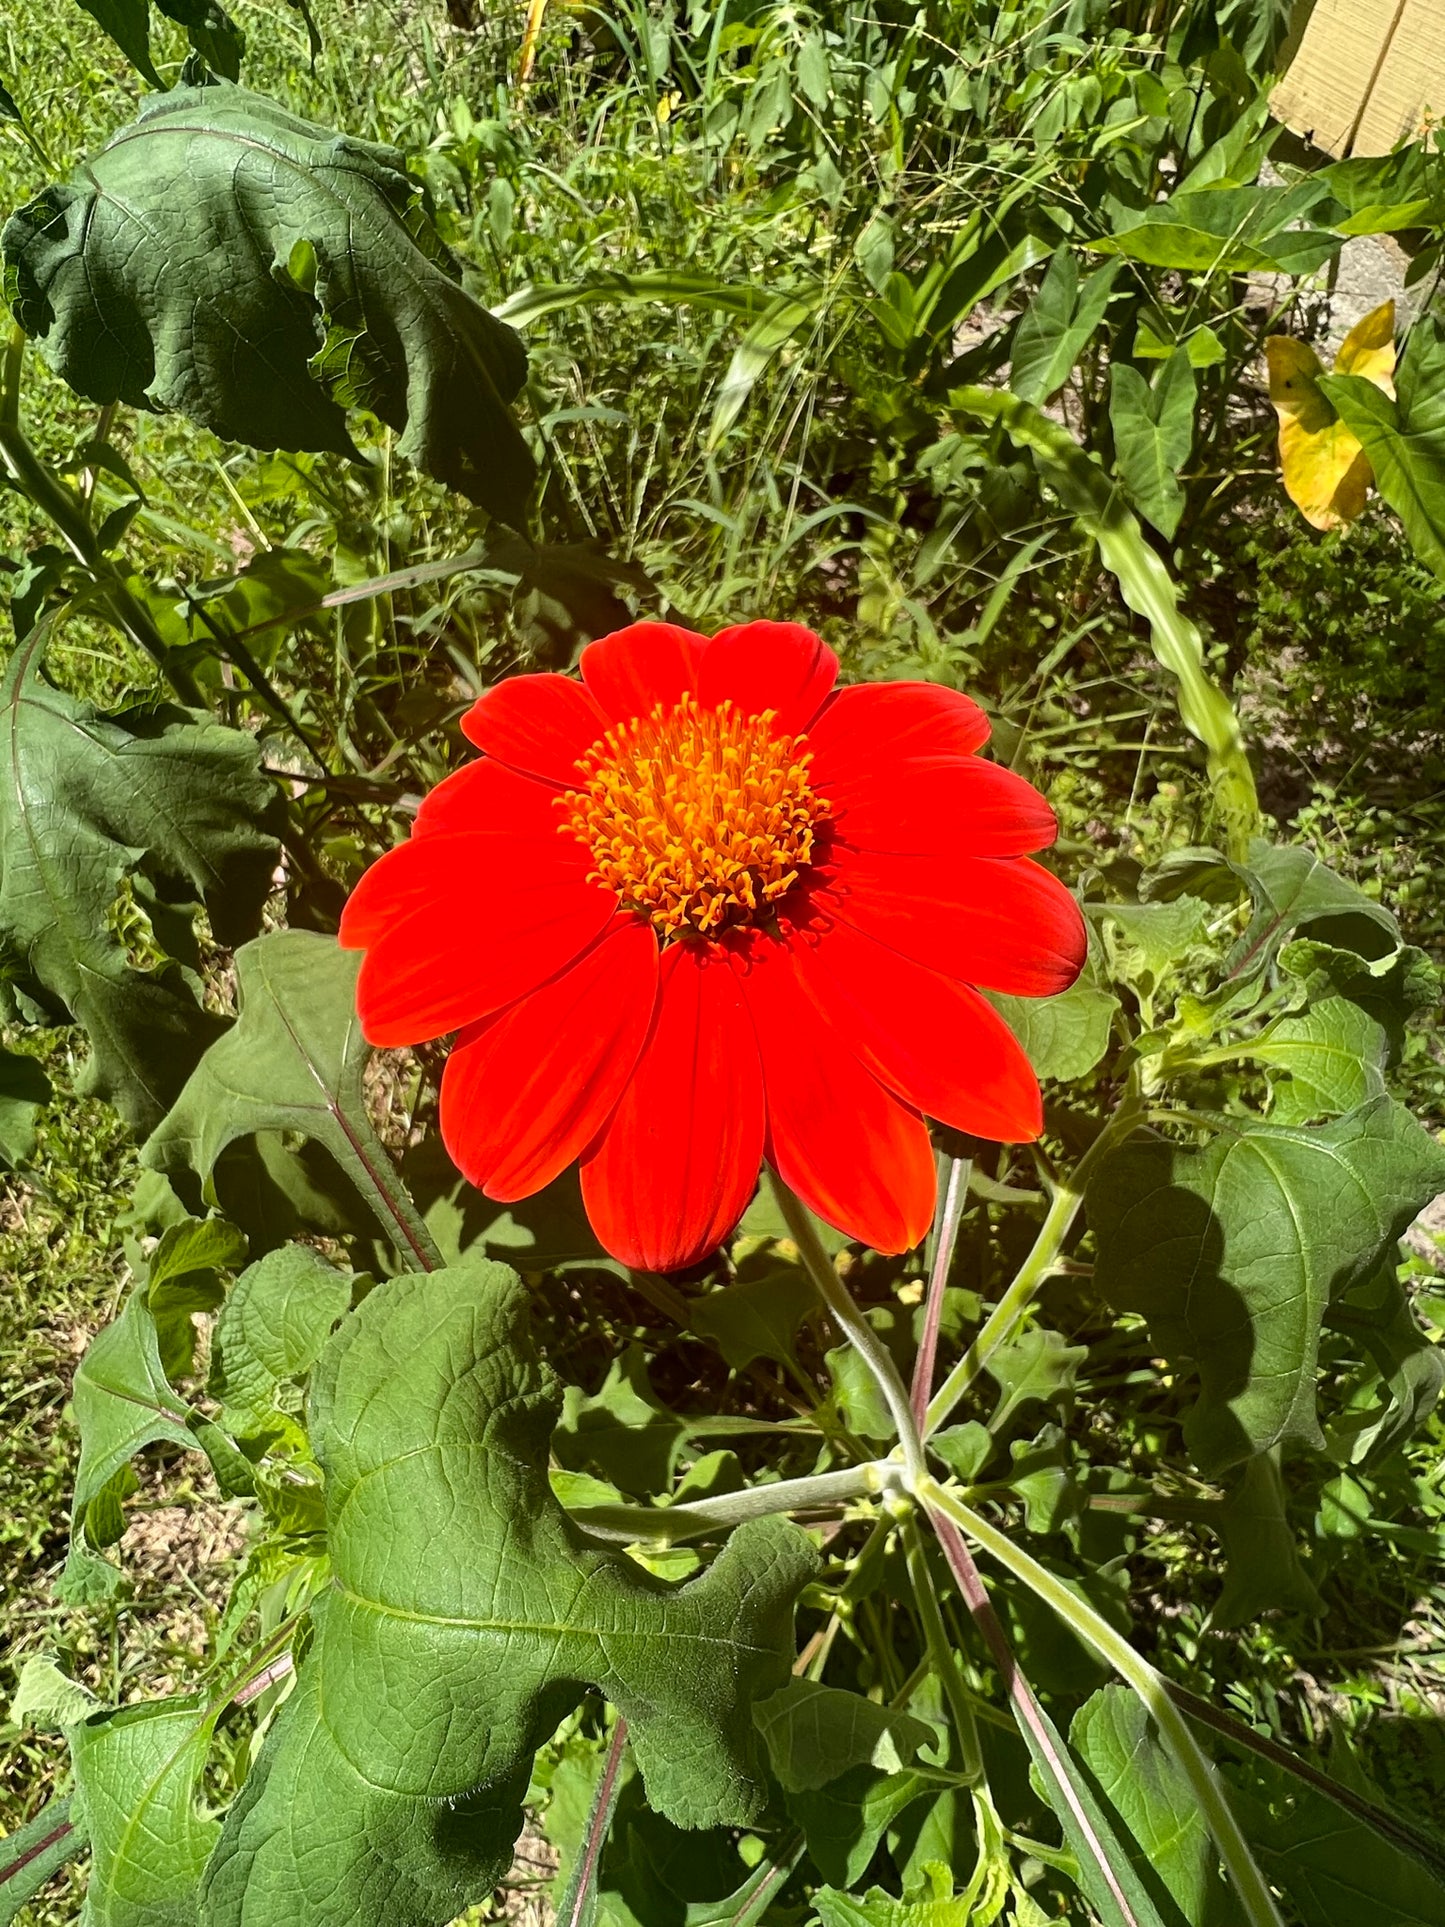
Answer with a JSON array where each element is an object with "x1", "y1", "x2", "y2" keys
[
  {"x1": 787, "y1": 1767, "x2": 934, "y2": 1889},
  {"x1": 984, "y1": 1326, "x2": 1087, "y2": 1433},
  {"x1": 146, "y1": 1214, "x2": 247, "y2": 1378},
  {"x1": 1211, "y1": 1450, "x2": 1324, "y2": 1627},
  {"x1": 1318, "y1": 371, "x2": 1445, "y2": 582},
  {"x1": 72, "y1": 0, "x2": 162, "y2": 83},
  {"x1": 0, "y1": 617, "x2": 276, "y2": 1131},
  {"x1": 142, "y1": 930, "x2": 437, "y2": 1268},
  {"x1": 1327, "y1": 1264, "x2": 1445, "y2": 1465},
  {"x1": 929, "y1": 1420, "x2": 992, "y2": 1482},
  {"x1": 1011, "y1": 252, "x2": 1121, "y2": 405},
  {"x1": 203, "y1": 1257, "x2": 815, "y2": 1925},
  {"x1": 555, "y1": 1345, "x2": 688, "y2": 1498},
  {"x1": 1229, "y1": 841, "x2": 1398, "y2": 975},
  {"x1": 689, "y1": 1270, "x2": 817, "y2": 1371},
  {"x1": 1109, "y1": 351, "x2": 1197, "y2": 539},
  {"x1": 752, "y1": 1680, "x2": 935, "y2": 1792},
  {"x1": 0, "y1": 1046, "x2": 50, "y2": 1166},
  {"x1": 3, "y1": 86, "x2": 533, "y2": 521},
  {"x1": 1089, "y1": 1098, "x2": 1445, "y2": 1474},
  {"x1": 1246, "y1": 999, "x2": 1388, "y2": 1124},
  {"x1": 1071, "y1": 1686, "x2": 1233, "y2": 1925},
  {"x1": 1093, "y1": 184, "x2": 1338, "y2": 275}
]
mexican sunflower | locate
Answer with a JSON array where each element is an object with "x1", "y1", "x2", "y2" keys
[{"x1": 339, "y1": 621, "x2": 1085, "y2": 1271}]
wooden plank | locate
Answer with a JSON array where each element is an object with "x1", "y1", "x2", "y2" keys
[
  {"x1": 1270, "y1": 0, "x2": 1403, "y2": 157},
  {"x1": 1354, "y1": 0, "x2": 1445, "y2": 153}
]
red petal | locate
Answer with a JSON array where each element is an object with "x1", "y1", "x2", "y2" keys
[
  {"x1": 730, "y1": 931, "x2": 935, "y2": 1254},
  {"x1": 581, "y1": 943, "x2": 764, "y2": 1271},
  {"x1": 440, "y1": 916, "x2": 659, "y2": 1200},
  {"x1": 410, "y1": 758, "x2": 573, "y2": 842},
  {"x1": 791, "y1": 917, "x2": 1043, "y2": 1142},
  {"x1": 814, "y1": 852, "x2": 1086, "y2": 998},
  {"x1": 809, "y1": 683, "x2": 991, "y2": 796},
  {"x1": 580, "y1": 621, "x2": 707, "y2": 723},
  {"x1": 459, "y1": 674, "x2": 608, "y2": 784},
  {"x1": 343, "y1": 834, "x2": 615, "y2": 1046},
  {"x1": 830, "y1": 756, "x2": 1058, "y2": 859},
  {"x1": 697, "y1": 621, "x2": 838, "y2": 733}
]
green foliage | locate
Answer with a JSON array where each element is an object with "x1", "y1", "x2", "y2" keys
[
  {"x1": 2, "y1": 86, "x2": 534, "y2": 521},
  {"x1": 203, "y1": 1256, "x2": 815, "y2": 1925},
  {"x1": 0, "y1": 617, "x2": 276, "y2": 1131}
]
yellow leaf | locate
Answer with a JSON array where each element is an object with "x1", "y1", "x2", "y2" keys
[{"x1": 1266, "y1": 299, "x2": 1396, "y2": 532}]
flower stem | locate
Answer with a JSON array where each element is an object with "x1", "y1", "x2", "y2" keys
[
  {"x1": 768, "y1": 1171, "x2": 927, "y2": 1488},
  {"x1": 919, "y1": 1478, "x2": 1285, "y2": 1927},
  {"x1": 911, "y1": 1152, "x2": 970, "y2": 1431},
  {"x1": 924, "y1": 1100, "x2": 1140, "y2": 1437},
  {"x1": 569, "y1": 1462, "x2": 887, "y2": 1544}
]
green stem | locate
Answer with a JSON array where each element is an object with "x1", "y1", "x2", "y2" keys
[
  {"x1": 769, "y1": 1170, "x2": 927, "y2": 1487},
  {"x1": 569, "y1": 1463, "x2": 887, "y2": 1544},
  {"x1": 902, "y1": 1517, "x2": 983, "y2": 1783},
  {"x1": 919, "y1": 1479, "x2": 1285, "y2": 1927},
  {"x1": 925, "y1": 1099, "x2": 1141, "y2": 1437}
]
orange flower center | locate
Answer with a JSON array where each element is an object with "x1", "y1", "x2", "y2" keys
[{"x1": 561, "y1": 694, "x2": 829, "y2": 939}]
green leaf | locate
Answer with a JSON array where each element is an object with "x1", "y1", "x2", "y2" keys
[
  {"x1": 0, "y1": 1045, "x2": 50, "y2": 1166},
  {"x1": 1280, "y1": 938, "x2": 1437, "y2": 1063},
  {"x1": 988, "y1": 979, "x2": 1119, "y2": 1083},
  {"x1": 812, "y1": 1864, "x2": 978, "y2": 1926},
  {"x1": 1318, "y1": 369, "x2": 1445, "y2": 581},
  {"x1": 1228, "y1": 840, "x2": 1399, "y2": 977},
  {"x1": 209, "y1": 1243, "x2": 353, "y2": 1422},
  {"x1": 1092, "y1": 184, "x2": 1339, "y2": 275},
  {"x1": 1109, "y1": 351, "x2": 1197, "y2": 539},
  {"x1": 1089, "y1": 1097, "x2": 1445, "y2": 1474},
  {"x1": 65, "y1": 1285, "x2": 196, "y2": 1589},
  {"x1": 1328, "y1": 1264, "x2": 1445, "y2": 1465},
  {"x1": 2, "y1": 86, "x2": 533, "y2": 522},
  {"x1": 71, "y1": 0, "x2": 162, "y2": 83},
  {"x1": 708, "y1": 293, "x2": 822, "y2": 446},
  {"x1": 71, "y1": 1698, "x2": 220, "y2": 1926},
  {"x1": 928, "y1": 1420, "x2": 992, "y2": 1482},
  {"x1": 0, "y1": 617, "x2": 276, "y2": 1132},
  {"x1": 10, "y1": 1656, "x2": 101, "y2": 1733},
  {"x1": 146, "y1": 1215, "x2": 247, "y2": 1379},
  {"x1": 202, "y1": 1256, "x2": 815, "y2": 1926},
  {"x1": 1010, "y1": 252, "x2": 1121, "y2": 406},
  {"x1": 787, "y1": 1767, "x2": 934, "y2": 1889},
  {"x1": 1071, "y1": 1686, "x2": 1233, "y2": 1925},
  {"x1": 689, "y1": 1270, "x2": 817, "y2": 1370},
  {"x1": 1246, "y1": 998, "x2": 1387, "y2": 1124},
  {"x1": 1225, "y1": 1750, "x2": 1445, "y2": 1926},
  {"x1": 984, "y1": 1326, "x2": 1087, "y2": 1434},
  {"x1": 555, "y1": 1345, "x2": 689, "y2": 1498},
  {"x1": 0, "y1": 1796, "x2": 83, "y2": 1926},
  {"x1": 1211, "y1": 1450, "x2": 1324, "y2": 1627},
  {"x1": 1100, "y1": 897, "x2": 1211, "y2": 985},
  {"x1": 142, "y1": 930, "x2": 437, "y2": 1268},
  {"x1": 752, "y1": 1680, "x2": 935, "y2": 1792}
]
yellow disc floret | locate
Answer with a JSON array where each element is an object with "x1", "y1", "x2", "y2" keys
[{"x1": 561, "y1": 694, "x2": 829, "y2": 939}]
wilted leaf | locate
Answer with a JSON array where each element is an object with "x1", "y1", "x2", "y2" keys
[
  {"x1": 0, "y1": 617, "x2": 276, "y2": 1132},
  {"x1": 2, "y1": 86, "x2": 533, "y2": 520},
  {"x1": 753, "y1": 1680, "x2": 935, "y2": 1792},
  {"x1": 1089, "y1": 1097, "x2": 1445, "y2": 1474},
  {"x1": 1267, "y1": 300, "x2": 1395, "y2": 531},
  {"x1": 202, "y1": 1256, "x2": 815, "y2": 1926}
]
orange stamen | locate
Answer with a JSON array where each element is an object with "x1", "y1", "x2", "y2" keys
[{"x1": 560, "y1": 695, "x2": 829, "y2": 939}]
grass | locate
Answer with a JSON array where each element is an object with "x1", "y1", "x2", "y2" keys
[{"x1": 1, "y1": 0, "x2": 1444, "y2": 1919}]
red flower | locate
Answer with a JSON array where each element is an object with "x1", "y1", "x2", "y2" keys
[{"x1": 339, "y1": 621, "x2": 1085, "y2": 1271}]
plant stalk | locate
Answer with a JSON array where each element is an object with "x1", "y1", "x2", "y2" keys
[{"x1": 569, "y1": 1462, "x2": 888, "y2": 1544}]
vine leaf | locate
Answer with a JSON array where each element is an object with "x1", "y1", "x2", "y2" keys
[
  {"x1": 141, "y1": 930, "x2": 438, "y2": 1268},
  {"x1": 1089, "y1": 1096, "x2": 1445, "y2": 1475},
  {"x1": 71, "y1": 1697, "x2": 221, "y2": 1927},
  {"x1": 1, "y1": 85, "x2": 534, "y2": 521},
  {"x1": 0, "y1": 617, "x2": 277, "y2": 1132},
  {"x1": 201, "y1": 1255, "x2": 816, "y2": 1927},
  {"x1": 0, "y1": 1045, "x2": 50, "y2": 1166}
]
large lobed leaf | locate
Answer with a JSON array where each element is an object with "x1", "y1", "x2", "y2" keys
[
  {"x1": 0, "y1": 618, "x2": 276, "y2": 1132},
  {"x1": 1089, "y1": 1096, "x2": 1445, "y2": 1475},
  {"x1": 201, "y1": 1254, "x2": 815, "y2": 1927},
  {"x1": 2, "y1": 85, "x2": 534, "y2": 522}
]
